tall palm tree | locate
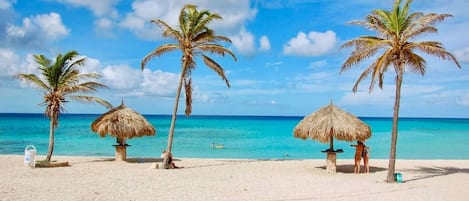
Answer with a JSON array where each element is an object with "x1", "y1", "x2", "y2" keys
[
  {"x1": 340, "y1": 0, "x2": 460, "y2": 182},
  {"x1": 141, "y1": 4, "x2": 237, "y2": 169},
  {"x1": 17, "y1": 50, "x2": 112, "y2": 162}
]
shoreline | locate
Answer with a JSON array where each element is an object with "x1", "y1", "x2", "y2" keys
[
  {"x1": 2, "y1": 155, "x2": 468, "y2": 201},
  {"x1": 5, "y1": 153, "x2": 469, "y2": 160}
]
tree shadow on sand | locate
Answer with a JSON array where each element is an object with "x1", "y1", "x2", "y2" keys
[
  {"x1": 402, "y1": 166, "x2": 469, "y2": 182},
  {"x1": 317, "y1": 164, "x2": 386, "y2": 173}
]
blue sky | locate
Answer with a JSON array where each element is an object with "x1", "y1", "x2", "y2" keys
[{"x1": 1, "y1": 0, "x2": 468, "y2": 117}]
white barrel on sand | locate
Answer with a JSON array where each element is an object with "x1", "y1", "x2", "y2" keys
[{"x1": 24, "y1": 145, "x2": 36, "y2": 167}]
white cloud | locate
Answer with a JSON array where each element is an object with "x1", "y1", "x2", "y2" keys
[
  {"x1": 102, "y1": 65, "x2": 142, "y2": 90},
  {"x1": 193, "y1": 0, "x2": 257, "y2": 34},
  {"x1": 247, "y1": 99, "x2": 280, "y2": 106},
  {"x1": 0, "y1": 49, "x2": 37, "y2": 77},
  {"x1": 5, "y1": 12, "x2": 69, "y2": 48},
  {"x1": 84, "y1": 58, "x2": 180, "y2": 97},
  {"x1": 0, "y1": 48, "x2": 20, "y2": 76},
  {"x1": 259, "y1": 35, "x2": 270, "y2": 51},
  {"x1": 265, "y1": 61, "x2": 282, "y2": 67},
  {"x1": 56, "y1": 0, "x2": 119, "y2": 37},
  {"x1": 94, "y1": 18, "x2": 115, "y2": 37},
  {"x1": 230, "y1": 29, "x2": 256, "y2": 56},
  {"x1": 454, "y1": 47, "x2": 469, "y2": 63},
  {"x1": 56, "y1": 0, "x2": 119, "y2": 18},
  {"x1": 294, "y1": 72, "x2": 332, "y2": 82},
  {"x1": 308, "y1": 60, "x2": 328, "y2": 69},
  {"x1": 341, "y1": 89, "x2": 393, "y2": 106},
  {"x1": 80, "y1": 57, "x2": 101, "y2": 74},
  {"x1": 340, "y1": 83, "x2": 449, "y2": 107},
  {"x1": 0, "y1": 0, "x2": 11, "y2": 9},
  {"x1": 458, "y1": 92, "x2": 469, "y2": 106},
  {"x1": 34, "y1": 13, "x2": 69, "y2": 39},
  {"x1": 140, "y1": 69, "x2": 179, "y2": 96},
  {"x1": 283, "y1": 30, "x2": 337, "y2": 56},
  {"x1": 119, "y1": 0, "x2": 175, "y2": 40}
]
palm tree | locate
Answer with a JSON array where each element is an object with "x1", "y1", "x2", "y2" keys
[
  {"x1": 340, "y1": 0, "x2": 460, "y2": 182},
  {"x1": 17, "y1": 50, "x2": 112, "y2": 162},
  {"x1": 141, "y1": 4, "x2": 237, "y2": 169}
]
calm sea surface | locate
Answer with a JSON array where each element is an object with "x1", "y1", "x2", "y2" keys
[{"x1": 0, "y1": 113, "x2": 468, "y2": 160}]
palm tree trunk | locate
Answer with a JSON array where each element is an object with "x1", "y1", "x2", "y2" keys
[
  {"x1": 386, "y1": 70, "x2": 403, "y2": 182},
  {"x1": 162, "y1": 69, "x2": 185, "y2": 169},
  {"x1": 45, "y1": 119, "x2": 56, "y2": 162}
]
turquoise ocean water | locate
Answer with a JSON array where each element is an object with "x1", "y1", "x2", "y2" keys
[{"x1": 0, "y1": 113, "x2": 468, "y2": 160}]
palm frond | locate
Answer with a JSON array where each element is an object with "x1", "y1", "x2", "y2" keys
[
  {"x1": 411, "y1": 41, "x2": 461, "y2": 68},
  {"x1": 352, "y1": 66, "x2": 372, "y2": 93},
  {"x1": 202, "y1": 55, "x2": 230, "y2": 88},
  {"x1": 69, "y1": 95, "x2": 113, "y2": 109},
  {"x1": 16, "y1": 74, "x2": 49, "y2": 90},
  {"x1": 152, "y1": 19, "x2": 182, "y2": 42},
  {"x1": 184, "y1": 78, "x2": 192, "y2": 116},
  {"x1": 63, "y1": 81, "x2": 108, "y2": 94},
  {"x1": 340, "y1": 41, "x2": 381, "y2": 73},
  {"x1": 370, "y1": 50, "x2": 394, "y2": 91},
  {"x1": 141, "y1": 44, "x2": 179, "y2": 69},
  {"x1": 405, "y1": 51, "x2": 426, "y2": 75},
  {"x1": 197, "y1": 44, "x2": 237, "y2": 61}
]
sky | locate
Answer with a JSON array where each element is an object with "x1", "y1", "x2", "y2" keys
[{"x1": 1, "y1": 0, "x2": 468, "y2": 118}]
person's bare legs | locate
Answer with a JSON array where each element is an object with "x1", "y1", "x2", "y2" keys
[
  {"x1": 364, "y1": 156, "x2": 369, "y2": 173},
  {"x1": 354, "y1": 158, "x2": 360, "y2": 174}
]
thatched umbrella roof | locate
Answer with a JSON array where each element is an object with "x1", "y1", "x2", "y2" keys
[
  {"x1": 91, "y1": 102, "x2": 156, "y2": 140},
  {"x1": 293, "y1": 102, "x2": 371, "y2": 150}
]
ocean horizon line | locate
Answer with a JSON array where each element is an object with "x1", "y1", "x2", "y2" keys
[{"x1": 1, "y1": 112, "x2": 468, "y2": 120}]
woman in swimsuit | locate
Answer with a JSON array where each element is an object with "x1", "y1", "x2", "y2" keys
[{"x1": 351, "y1": 141, "x2": 369, "y2": 173}]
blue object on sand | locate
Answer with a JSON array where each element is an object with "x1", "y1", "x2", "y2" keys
[{"x1": 395, "y1": 173, "x2": 403, "y2": 183}]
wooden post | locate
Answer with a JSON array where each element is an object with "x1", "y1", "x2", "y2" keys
[
  {"x1": 114, "y1": 145, "x2": 127, "y2": 161},
  {"x1": 326, "y1": 152, "x2": 337, "y2": 173}
]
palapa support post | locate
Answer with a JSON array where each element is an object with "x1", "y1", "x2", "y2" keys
[
  {"x1": 114, "y1": 138, "x2": 129, "y2": 161},
  {"x1": 326, "y1": 152, "x2": 337, "y2": 173},
  {"x1": 113, "y1": 145, "x2": 128, "y2": 161},
  {"x1": 326, "y1": 135, "x2": 336, "y2": 173}
]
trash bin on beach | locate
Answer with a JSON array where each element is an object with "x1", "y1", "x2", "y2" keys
[
  {"x1": 24, "y1": 145, "x2": 36, "y2": 167},
  {"x1": 395, "y1": 173, "x2": 403, "y2": 183}
]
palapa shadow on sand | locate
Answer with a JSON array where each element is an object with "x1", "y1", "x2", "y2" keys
[
  {"x1": 402, "y1": 166, "x2": 469, "y2": 182},
  {"x1": 71, "y1": 157, "x2": 183, "y2": 165},
  {"x1": 125, "y1": 158, "x2": 163, "y2": 163},
  {"x1": 317, "y1": 164, "x2": 386, "y2": 174}
]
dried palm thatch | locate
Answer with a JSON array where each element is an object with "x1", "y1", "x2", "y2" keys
[
  {"x1": 91, "y1": 102, "x2": 156, "y2": 161},
  {"x1": 293, "y1": 102, "x2": 371, "y2": 150},
  {"x1": 91, "y1": 102, "x2": 156, "y2": 140}
]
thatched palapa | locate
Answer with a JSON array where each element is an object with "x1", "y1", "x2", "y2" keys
[
  {"x1": 294, "y1": 102, "x2": 371, "y2": 145},
  {"x1": 293, "y1": 102, "x2": 371, "y2": 173},
  {"x1": 91, "y1": 102, "x2": 156, "y2": 161}
]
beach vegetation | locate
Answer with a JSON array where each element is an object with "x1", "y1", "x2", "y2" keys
[
  {"x1": 141, "y1": 4, "x2": 237, "y2": 169},
  {"x1": 16, "y1": 50, "x2": 112, "y2": 162},
  {"x1": 340, "y1": 0, "x2": 460, "y2": 182}
]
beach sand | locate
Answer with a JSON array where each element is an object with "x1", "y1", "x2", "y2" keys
[{"x1": 1, "y1": 155, "x2": 468, "y2": 201}]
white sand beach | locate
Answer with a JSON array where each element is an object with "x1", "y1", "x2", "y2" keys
[{"x1": 1, "y1": 155, "x2": 468, "y2": 201}]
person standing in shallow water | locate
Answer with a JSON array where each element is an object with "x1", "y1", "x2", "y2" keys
[{"x1": 351, "y1": 141, "x2": 369, "y2": 173}]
